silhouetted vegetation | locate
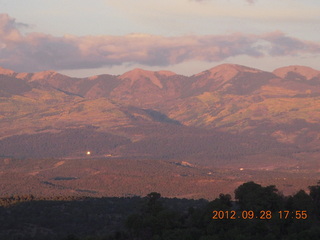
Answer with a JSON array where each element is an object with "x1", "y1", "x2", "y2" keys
[{"x1": 0, "y1": 181, "x2": 319, "y2": 239}]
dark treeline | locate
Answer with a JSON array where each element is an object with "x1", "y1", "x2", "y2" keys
[{"x1": 0, "y1": 181, "x2": 319, "y2": 240}]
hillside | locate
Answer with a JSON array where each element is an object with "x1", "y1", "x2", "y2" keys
[
  {"x1": 1, "y1": 64, "x2": 320, "y2": 165},
  {"x1": 1, "y1": 63, "x2": 320, "y2": 198}
]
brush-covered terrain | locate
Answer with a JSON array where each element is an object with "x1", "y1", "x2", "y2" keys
[{"x1": 1, "y1": 181, "x2": 320, "y2": 240}]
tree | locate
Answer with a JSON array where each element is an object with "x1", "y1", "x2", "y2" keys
[
  {"x1": 145, "y1": 192, "x2": 163, "y2": 215},
  {"x1": 234, "y1": 181, "x2": 282, "y2": 212},
  {"x1": 308, "y1": 181, "x2": 320, "y2": 218}
]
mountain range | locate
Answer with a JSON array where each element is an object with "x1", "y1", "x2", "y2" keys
[{"x1": 1, "y1": 64, "x2": 320, "y2": 169}]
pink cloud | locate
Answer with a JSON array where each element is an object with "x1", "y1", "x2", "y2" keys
[
  {"x1": 0, "y1": 14, "x2": 319, "y2": 72},
  {"x1": 0, "y1": 14, "x2": 27, "y2": 42}
]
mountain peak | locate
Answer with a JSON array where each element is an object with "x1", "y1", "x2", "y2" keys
[
  {"x1": 273, "y1": 65, "x2": 320, "y2": 80},
  {"x1": 194, "y1": 64, "x2": 262, "y2": 81},
  {"x1": 119, "y1": 68, "x2": 176, "y2": 89},
  {"x1": 31, "y1": 70, "x2": 59, "y2": 80},
  {"x1": 209, "y1": 63, "x2": 262, "y2": 73},
  {"x1": 0, "y1": 66, "x2": 16, "y2": 76}
]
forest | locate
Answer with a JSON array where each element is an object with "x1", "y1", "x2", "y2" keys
[{"x1": 0, "y1": 181, "x2": 319, "y2": 240}]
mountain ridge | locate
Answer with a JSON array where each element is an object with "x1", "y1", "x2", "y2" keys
[
  {"x1": 1, "y1": 63, "x2": 319, "y2": 81},
  {"x1": 2, "y1": 63, "x2": 320, "y2": 200},
  {"x1": 1, "y1": 63, "x2": 320, "y2": 164},
  {"x1": 273, "y1": 65, "x2": 320, "y2": 80}
]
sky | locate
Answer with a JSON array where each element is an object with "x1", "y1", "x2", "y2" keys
[{"x1": 0, "y1": 0, "x2": 320, "y2": 77}]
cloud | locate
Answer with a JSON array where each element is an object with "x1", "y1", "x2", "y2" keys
[
  {"x1": 246, "y1": 0, "x2": 257, "y2": 4},
  {"x1": 191, "y1": 0, "x2": 257, "y2": 3},
  {"x1": 0, "y1": 14, "x2": 28, "y2": 42},
  {"x1": 1, "y1": 14, "x2": 319, "y2": 72}
]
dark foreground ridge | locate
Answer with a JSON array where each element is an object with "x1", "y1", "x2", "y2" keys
[{"x1": 0, "y1": 181, "x2": 319, "y2": 240}]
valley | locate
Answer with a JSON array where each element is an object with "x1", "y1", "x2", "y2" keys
[{"x1": 0, "y1": 157, "x2": 319, "y2": 200}]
